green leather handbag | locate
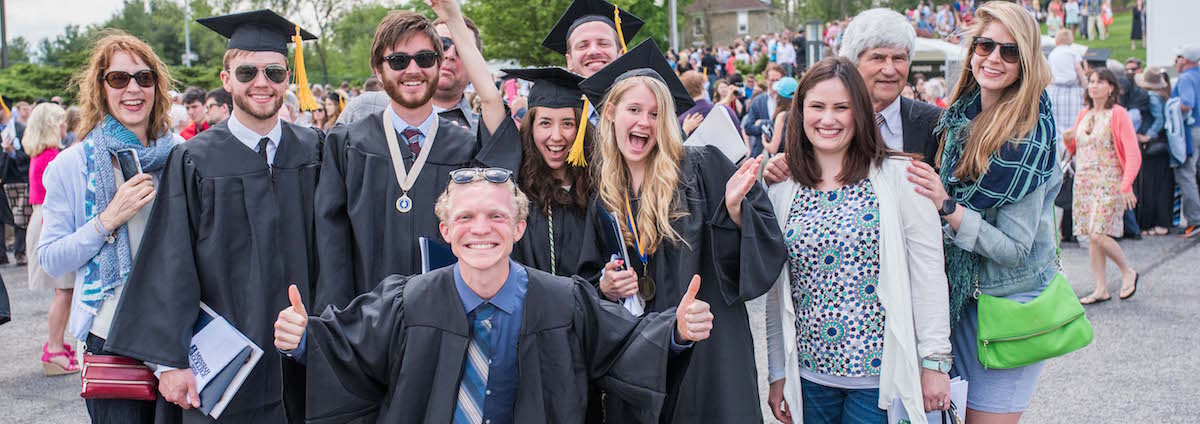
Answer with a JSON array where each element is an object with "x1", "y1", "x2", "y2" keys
[{"x1": 975, "y1": 223, "x2": 1093, "y2": 369}]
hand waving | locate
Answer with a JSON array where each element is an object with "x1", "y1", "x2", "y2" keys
[{"x1": 273, "y1": 285, "x2": 308, "y2": 351}]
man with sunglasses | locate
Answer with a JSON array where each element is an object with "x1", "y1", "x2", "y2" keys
[
  {"x1": 336, "y1": 18, "x2": 482, "y2": 133},
  {"x1": 102, "y1": 10, "x2": 323, "y2": 423},
  {"x1": 763, "y1": 8, "x2": 945, "y2": 183},
  {"x1": 314, "y1": 7, "x2": 519, "y2": 318},
  {"x1": 278, "y1": 168, "x2": 711, "y2": 423}
]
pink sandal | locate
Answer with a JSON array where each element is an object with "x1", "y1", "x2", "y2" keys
[{"x1": 41, "y1": 342, "x2": 80, "y2": 376}]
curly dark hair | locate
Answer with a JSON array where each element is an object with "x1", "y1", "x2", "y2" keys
[{"x1": 518, "y1": 106, "x2": 595, "y2": 214}]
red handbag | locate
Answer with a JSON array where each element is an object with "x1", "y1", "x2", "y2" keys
[{"x1": 80, "y1": 353, "x2": 158, "y2": 401}]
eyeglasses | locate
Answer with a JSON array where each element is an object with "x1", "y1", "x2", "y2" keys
[
  {"x1": 449, "y1": 168, "x2": 513, "y2": 185},
  {"x1": 972, "y1": 37, "x2": 1020, "y2": 64},
  {"x1": 234, "y1": 64, "x2": 289, "y2": 84},
  {"x1": 103, "y1": 70, "x2": 157, "y2": 89},
  {"x1": 440, "y1": 36, "x2": 454, "y2": 51},
  {"x1": 383, "y1": 51, "x2": 440, "y2": 71}
]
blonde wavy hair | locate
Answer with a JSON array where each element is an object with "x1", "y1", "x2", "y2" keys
[
  {"x1": 593, "y1": 76, "x2": 687, "y2": 255},
  {"x1": 70, "y1": 29, "x2": 174, "y2": 141},
  {"x1": 939, "y1": 1, "x2": 1052, "y2": 181},
  {"x1": 22, "y1": 103, "x2": 66, "y2": 158}
]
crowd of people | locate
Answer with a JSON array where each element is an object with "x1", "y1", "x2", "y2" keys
[{"x1": 1, "y1": 0, "x2": 1198, "y2": 423}]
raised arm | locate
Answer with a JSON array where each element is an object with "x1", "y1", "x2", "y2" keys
[{"x1": 428, "y1": 0, "x2": 505, "y2": 135}]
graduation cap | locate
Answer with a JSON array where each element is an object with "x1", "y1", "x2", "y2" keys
[
  {"x1": 542, "y1": 0, "x2": 645, "y2": 56},
  {"x1": 503, "y1": 67, "x2": 590, "y2": 166},
  {"x1": 1082, "y1": 48, "x2": 1112, "y2": 66},
  {"x1": 198, "y1": 9, "x2": 322, "y2": 111},
  {"x1": 579, "y1": 39, "x2": 695, "y2": 115}
]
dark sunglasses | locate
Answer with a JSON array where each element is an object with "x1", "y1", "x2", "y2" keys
[
  {"x1": 383, "y1": 51, "x2": 440, "y2": 71},
  {"x1": 972, "y1": 37, "x2": 1020, "y2": 64},
  {"x1": 103, "y1": 70, "x2": 157, "y2": 89},
  {"x1": 440, "y1": 36, "x2": 454, "y2": 51},
  {"x1": 234, "y1": 64, "x2": 289, "y2": 84},
  {"x1": 450, "y1": 168, "x2": 513, "y2": 185}
]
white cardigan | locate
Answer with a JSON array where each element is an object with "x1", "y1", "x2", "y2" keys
[{"x1": 765, "y1": 157, "x2": 951, "y2": 424}]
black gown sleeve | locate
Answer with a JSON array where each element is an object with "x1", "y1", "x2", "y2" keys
[
  {"x1": 313, "y1": 126, "x2": 357, "y2": 314},
  {"x1": 305, "y1": 275, "x2": 409, "y2": 423},
  {"x1": 694, "y1": 145, "x2": 786, "y2": 306},
  {"x1": 573, "y1": 277, "x2": 688, "y2": 423},
  {"x1": 104, "y1": 146, "x2": 201, "y2": 368},
  {"x1": 471, "y1": 110, "x2": 522, "y2": 176},
  {"x1": 574, "y1": 199, "x2": 617, "y2": 290}
]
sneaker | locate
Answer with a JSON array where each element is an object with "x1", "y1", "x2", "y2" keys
[{"x1": 1184, "y1": 225, "x2": 1200, "y2": 239}]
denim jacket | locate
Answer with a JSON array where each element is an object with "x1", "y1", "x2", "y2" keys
[{"x1": 943, "y1": 162, "x2": 1063, "y2": 297}]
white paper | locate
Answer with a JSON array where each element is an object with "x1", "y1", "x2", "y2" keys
[
  {"x1": 887, "y1": 377, "x2": 968, "y2": 424},
  {"x1": 683, "y1": 108, "x2": 748, "y2": 164},
  {"x1": 197, "y1": 303, "x2": 263, "y2": 419},
  {"x1": 188, "y1": 313, "x2": 248, "y2": 392}
]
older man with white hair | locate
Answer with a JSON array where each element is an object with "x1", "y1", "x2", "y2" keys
[{"x1": 765, "y1": 8, "x2": 944, "y2": 183}]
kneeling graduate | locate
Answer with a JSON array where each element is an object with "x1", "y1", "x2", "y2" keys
[{"x1": 274, "y1": 168, "x2": 713, "y2": 424}]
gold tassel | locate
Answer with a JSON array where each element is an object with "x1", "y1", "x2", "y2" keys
[
  {"x1": 567, "y1": 95, "x2": 590, "y2": 167},
  {"x1": 292, "y1": 25, "x2": 320, "y2": 111},
  {"x1": 338, "y1": 93, "x2": 345, "y2": 111},
  {"x1": 0, "y1": 96, "x2": 8, "y2": 116},
  {"x1": 701, "y1": 67, "x2": 707, "y2": 79},
  {"x1": 613, "y1": 5, "x2": 627, "y2": 55}
]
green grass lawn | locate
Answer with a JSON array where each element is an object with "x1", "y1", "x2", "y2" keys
[{"x1": 1043, "y1": 11, "x2": 1145, "y2": 63}]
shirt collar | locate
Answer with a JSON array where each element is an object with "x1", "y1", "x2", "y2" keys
[
  {"x1": 453, "y1": 259, "x2": 528, "y2": 316},
  {"x1": 227, "y1": 112, "x2": 282, "y2": 150},
  {"x1": 878, "y1": 96, "x2": 902, "y2": 135},
  {"x1": 388, "y1": 104, "x2": 438, "y2": 139}
]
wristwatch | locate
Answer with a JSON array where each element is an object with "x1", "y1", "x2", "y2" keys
[
  {"x1": 938, "y1": 198, "x2": 957, "y2": 216},
  {"x1": 922, "y1": 355, "x2": 953, "y2": 373}
]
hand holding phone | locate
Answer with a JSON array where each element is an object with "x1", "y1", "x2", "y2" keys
[{"x1": 116, "y1": 148, "x2": 143, "y2": 181}]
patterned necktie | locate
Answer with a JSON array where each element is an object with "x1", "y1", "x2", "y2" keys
[
  {"x1": 875, "y1": 112, "x2": 886, "y2": 131},
  {"x1": 402, "y1": 127, "x2": 423, "y2": 155},
  {"x1": 453, "y1": 303, "x2": 494, "y2": 424},
  {"x1": 257, "y1": 137, "x2": 271, "y2": 168}
]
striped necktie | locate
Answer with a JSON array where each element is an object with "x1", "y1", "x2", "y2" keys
[
  {"x1": 453, "y1": 303, "x2": 495, "y2": 424},
  {"x1": 402, "y1": 127, "x2": 423, "y2": 155},
  {"x1": 875, "y1": 112, "x2": 886, "y2": 131}
]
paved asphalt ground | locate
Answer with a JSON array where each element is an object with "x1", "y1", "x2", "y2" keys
[{"x1": 1, "y1": 234, "x2": 1197, "y2": 423}]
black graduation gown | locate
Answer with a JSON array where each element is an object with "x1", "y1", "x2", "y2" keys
[
  {"x1": 313, "y1": 111, "x2": 520, "y2": 313},
  {"x1": 104, "y1": 121, "x2": 322, "y2": 424},
  {"x1": 577, "y1": 145, "x2": 787, "y2": 423},
  {"x1": 512, "y1": 202, "x2": 588, "y2": 277},
  {"x1": 304, "y1": 265, "x2": 686, "y2": 424}
]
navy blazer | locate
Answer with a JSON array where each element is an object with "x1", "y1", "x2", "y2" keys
[{"x1": 899, "y1": 96, "x2": 944, "y2": 167}]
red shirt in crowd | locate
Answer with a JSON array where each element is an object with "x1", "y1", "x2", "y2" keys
[{"x1": 180, "y1": 121, "x2": 210, "y2": 140}]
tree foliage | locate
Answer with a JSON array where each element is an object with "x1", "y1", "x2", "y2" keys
[{"x1": 0, "y1": 64, "x2": 76, "y2": 103}]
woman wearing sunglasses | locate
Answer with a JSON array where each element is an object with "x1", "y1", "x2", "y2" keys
[
  {"x1": 36, "y1": 29, "x2": 180, "y2": 423},
  {"x1": 574, "y1": 40, "x2": 787, "y2": 423},
  {"x1": 906, "y1": 3, "x2": 1061, "y2": 423}
]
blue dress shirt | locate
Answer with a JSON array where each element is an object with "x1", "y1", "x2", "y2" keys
[{"x1": 454, "y1": 260, "x2": 526, "y2": 424}]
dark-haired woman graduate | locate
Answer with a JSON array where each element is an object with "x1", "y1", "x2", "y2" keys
[
  {"x1": 575, "y1": 40, "x2": 787, "y2": 424},
  {"x1": 505, "y1": 68, "x2": 595, "y2": 277}
]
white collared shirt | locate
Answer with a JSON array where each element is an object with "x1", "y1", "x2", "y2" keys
[
  {"x1": 227, "y1": 112, "x2": 282, "y2": 167},
  {"x1": 387, "y1": 105, "x2": 438, "y2": 148},
  {"x1": 877, "y1": 97, "x2": 905, "y2": 152}
]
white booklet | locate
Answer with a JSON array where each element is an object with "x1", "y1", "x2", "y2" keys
[
  {"x1": 683, "y1": 107, "x2": 747, "y2": 164},
  {"x1": 189, "y1": 303, "x2": 263, "y2": 419},
  {"x1": 887, "y1": 376, "x2": 968, "y2": 424}
]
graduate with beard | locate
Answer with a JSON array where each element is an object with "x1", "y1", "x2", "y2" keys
[
  {"x1": 103, "y1": 10, "x2": 322, "y2": 423},
  {"x1": 575, "y1": 40, "x2": 787, "y2": 423},
  {"x1": 314, "y1": 7, "x2": 520, "y2": 314},
  {"x1": 275, "y1": 167, "x2": 713, "y2": 423}
]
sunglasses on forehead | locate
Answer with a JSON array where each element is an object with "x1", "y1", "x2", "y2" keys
[
  {"x1": 233, "y1": 64, "x2": 289, "y2": 84},
  {"x1": 449, "y1": 168, "x2": 513, "y2": 185},
  {"x1": 383, "y1": 50, "x2": 440, "y2": 71},
  {"x1": 103, "y1": 70, "x2": 158, "y2": 89},
  {"x1": 972, "y1": 37, "x2": 1020, "y2": 64}
]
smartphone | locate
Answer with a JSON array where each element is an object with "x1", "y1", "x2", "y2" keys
[{"x1": 116, "y1": 148, "x2": 143, "y2": 181}]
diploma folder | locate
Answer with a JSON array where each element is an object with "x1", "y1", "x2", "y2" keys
[
  {"x1": 682, "y1": 107, "x2": 748, "y2": 164},
  {"x1": 187, "y1": 303, "x2": 263, "y2": 419},
  {"x1": 887, "y1": 376, "x2": 968, "y2": 424},
  {"x1": 420, "y1": 236, "x2": 458, "y2": 273}
]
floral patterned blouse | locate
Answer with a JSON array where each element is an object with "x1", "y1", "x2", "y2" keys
[{"x1": 785, "y1": 179, "x2": 886, "y2": 378}]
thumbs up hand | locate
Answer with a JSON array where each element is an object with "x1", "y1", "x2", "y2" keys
[
  {"x1": 274, "y1": 284, "x2": 308, "y2": 351},
  {"x1": 675, "y1": 275, "x2": 714, "y2": 342}
]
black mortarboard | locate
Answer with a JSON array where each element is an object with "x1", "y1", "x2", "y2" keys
[
  {"x1": 502, "y1": 67, "x2": 585, "y2": 109},
  {"x1": 579, "y1": 39, "x2": 695, "y2": 113},
  {"x1": 1082, "y1": 48, "x2": 1112, "y2": 66},
  {"x1": 542, "y1": 0, "x2": 644, "y2": 55},
  {"x1": 197, "y1": 9, "x2": 316, "y2": 55}
]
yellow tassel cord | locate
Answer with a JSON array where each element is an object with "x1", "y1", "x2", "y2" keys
[
  {"x1": 701, "y1": 67, "x2": 707, "y2": 79},
  {"x1": 567, "y1": 95, "x2": 590, "y2": 167},
  {"x1": 613, "y1": 6, "x2": 628, "y2": 55},
  {"x1": 0, "y1": 96, "x2": 8, "y2": 116},
  {"x1": 338, "y1": 93, "x2": 345, "y2": 111},
  {"x1": 292, "y1": 25, "x2": 320, "y2": 111}
]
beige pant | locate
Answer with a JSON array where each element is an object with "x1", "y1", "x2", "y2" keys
[{"x1": 27, "y1": 205, "x2": 75, "y2": 290}]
